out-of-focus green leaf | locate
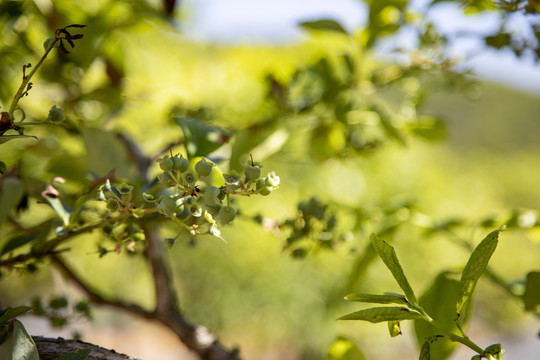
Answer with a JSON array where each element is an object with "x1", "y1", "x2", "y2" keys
[
  {"x1": 326, "y1": 336, "x2": 367, "y2": 360},
  {"x1": 0, "y1": 135, "x2": 38, "y2": 144},
  {"x1": 345, "y1": 292, "x2": 407, "y2": 305},
  {"x1": 53, "y1": 348, "x2": 91, "y2": 360},
  {"x1": 44, "y1": 195, "x2": 70, "y2": 227},
  {"x1": 0, "y1": 176, "x2": 24, "y2": 225},
  {"x1": 0, "y1": 320, "x2": 38, "y2": 360},
  {"x1": 410, "y1": 115, "x2": 446, "y2": 141},
  {"x1": 0, "y1": 307, "x2": 32, "y2": 325},
  {"x1": 414, "y1": 272, "x2": 461, "y2": 360},
  {"x1": 523, "y1": 271, "x2": 540, "y2": 312},
  {"x1": 299, "y1": 19, "x2": 349, "y2": 35},
  {"x1": 81, "y1": 127, "x2": 133, "y2": 179},
  {"x1": 388, "y1": 320, "x2": 402, "y2": 337},
  {"x1": 339, "y1": 306, "x2": 422, "y2": 322},
  {"x1": 1, "y1": 235, "x2": 36, "y2": 256},
  {"x1": 419, "y1": 341, "x2": 431, "y2": 360},
  {"x1": 173, "y1": 116, "x2": 231, "y2": 159},
  {"x1": 370, "y1": 233, "x2": 418, "y2": 304},
  {"x1": 456, "y1": 226, "x2": 505, "y2": 327}
]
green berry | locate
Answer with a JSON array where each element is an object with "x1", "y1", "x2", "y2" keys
[
  {"x1": 244, "y1": 162, "x2": 262, "y2": 181},
  {"x1": 195, "y1": 157, "x2": 214, "y2": 177},
  {"x1": 183, "y1": 169, "x2": 198, "y2": 186},
  {"x1": 143, "y1": 192, "x2": 155, "y2": 202},
  {"x1": 204, "y1": 186, "x2": 221, "y2": 207},
  {"x1": 218, "y1": 205, "x2": 237, "y2": 225},
  {"x1": 255, "y1": 178, "x2": 272, "y2": 196},
  {"x1": 224, "y1": 170, "x2": 241, "y2": 192},
  {"x1": 190, "y1": 203, "x2": 203, "y2": 217},
  {"x1": 47, "y1": 105, "x2": 65, "y2": 122},
  {"x1": 158, "y1": 156, "x2": 174, "y2": 171},
  {"x1": 172, "y1": 154, "x2": 189, "y2": 172},
  {"x1": 107, "y1": 198, "x2": 120, "y2": 212},
  {"x1": 158, "y1": 195, "x2": 177, "y2": 216},
  {"x1": 117, "y1": 183, "x2": 133, "y2": 196}
]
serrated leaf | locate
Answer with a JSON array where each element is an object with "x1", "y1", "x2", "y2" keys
[
  {"x1": 523, "y1": 271, "x2": 540, "y2": 312},
  {"x1": 1, "y1": 235, "x2": 36, "y2": 256},
  {"x1": 53, "y1": 349, "x2": 91, "y2": 360},
  {"x1": 338, "y1": 306, "x2": 422, "y2": 322},
  {"x1": 299, "y1": 19, "x2": 349, "y2": 35},
  {"x1": 326, "y1": 335, "x2": 367, "y2": 360},
  {"x1": 456, "y1": 227, "x2": 505, "y2": 327},
  {"x1": 173, "y1": 116, "x2": 231, "y2": 159},
  {"x1": 0, "y1": 176, "x2": 24, "y2": 225},
  {"x1": 0, "y1": 135, "x2": 38, "y2": 144},
  {"x1": 419, "y1": 341, "x2": 431, "y2": 360},
  {"x1": 414, "y1": 272, "x2": 461, "y2": 360},
  {"x1": 0, "y1": 307, "x2": 32, "y2": 325},
  {"x1": 345, "y1": 293, "x2": 407, "y2": 305},
  {"x1": 370, "y1": 233, "x2": 417, "y2": 304},
  {"x1": 388, "y1": 320, "x2": 402, "y2": 337}
]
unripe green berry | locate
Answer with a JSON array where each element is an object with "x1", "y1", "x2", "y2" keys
[
  {"x1": 204, "y1": 186, "x2": 221, "y2": 207},
  {"x1": 183, "y1": 169, "x2": 198, "y2": 186},
  {"x1": 224, "y1": 170, "x2": 241, "y2": 192},
  {"x1": 158, "y1": 196, "x2": 177, "y2": 216},
  {"x1": 218, "y1": 205, "x2": 237, "y2": 225},
  {"x1": 107, "y1": 198, "x2": 120, "y2": 212},
  {"x1": 117, "y1": 183, "x2": 133, "y2": 196},
  {"x1": 158, "y1": 156, "x2": 174, "y2": 171},
  {"x1": 172, "y1": 154, "x2": 189, "y2": 172},
  {"x1": 256, "y1": 178, "x2": 272, "y2": 196},
  {"x1": 195, "y1": 157, "x2": 214, "y2": 177},
  {"x1": 244, "y1": 162, "x2": 262, "y2": 181},
  {"x1": 47, "y1": 105, "x2": 65, "y2": 122},
  {"x1": 143, "y1": 192, "x2": 155, "y2": 202},
  {"x1": 190, "y1": 203, "x2": 203, "y2": 217}
]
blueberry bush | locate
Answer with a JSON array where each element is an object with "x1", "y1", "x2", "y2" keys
[{"x1": 1, "y1": 1, "x2": 539, "y2": 360}]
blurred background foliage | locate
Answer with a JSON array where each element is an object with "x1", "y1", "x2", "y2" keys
[{"x1": 1, "y1": 0, "x2": 539, "y2": 359}]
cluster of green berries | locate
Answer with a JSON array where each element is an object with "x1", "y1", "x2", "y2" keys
[
  {"x1": 153, "y1": 153, "x2": 280, "y2": 240},
  {"x1": 97, "y1": 180, "x2": 145, "y2": 254}
]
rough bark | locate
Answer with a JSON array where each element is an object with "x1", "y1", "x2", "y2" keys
[{"x1": 33, "y1": 336, "x2": 141, "y2": 360}]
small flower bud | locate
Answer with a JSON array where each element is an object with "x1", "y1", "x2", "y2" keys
[
  {"x1": 195, "y1": 157, "x2": 214, "y2": 177},
  {"x1": 47, "y1": 105, "x2": 65, "y2": 122},
  {"x1": 265, "y1": 171, "x2": 280, "y2": 187}
]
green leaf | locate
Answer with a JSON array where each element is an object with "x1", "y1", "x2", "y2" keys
[
  {"x1": 419, "y1": 341, "x2": 431, "y2": 360},
  {"x1": 338, "y1": 306, "x2": 422, "y2": 322},
  {"x1": 53, "y1": 349, "x2": 91, "y2": 360},
  {"x1": 0, "y1": 320, "x2": 39, "y2": 360},
  {"x1": 370, "y1": 233, "x2": 418, "y2": 304},
  {"x1": 0, "y1": 176, "x2": 24, "y2": 225},
  {"x1": 326, "y1": 336, "x2": 367, "y2": 360},
  {"x1": 414, "y1": 272, "x2": 461, "y2": 360},
  {"x1": 81, "y1": 127, "x2": 133, "y2": 179},
  {"x1": 388, "y1": 320, "x2": 401, "y2": 337},
  {"x1": 523, "y1": 271, "x2": 540, "y2": 312},
  {"x1": 0, "y1": 307, "x2": 32, "y2": 325},
  {"x1": 345, "y1": 292, "x2": 407, "y2": 305},
  {"x1": 44, "y1": 195, "x2": 70, "y2": 227},
  {"x1": 1, "y1": 235, "x2": 36, "y2": 256},
  {"x1": 456, "y1": 227, "x2": 505, "y2": 327},
  {"x1": 173, "y1": 116, "x2": 231, "y2": 159},
  {"x1": 0, "y1": 135, "x2": 38, "y2": 144},
  {"x1": 299, "y1": 19, "x2": 349, "y2": 35}
]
